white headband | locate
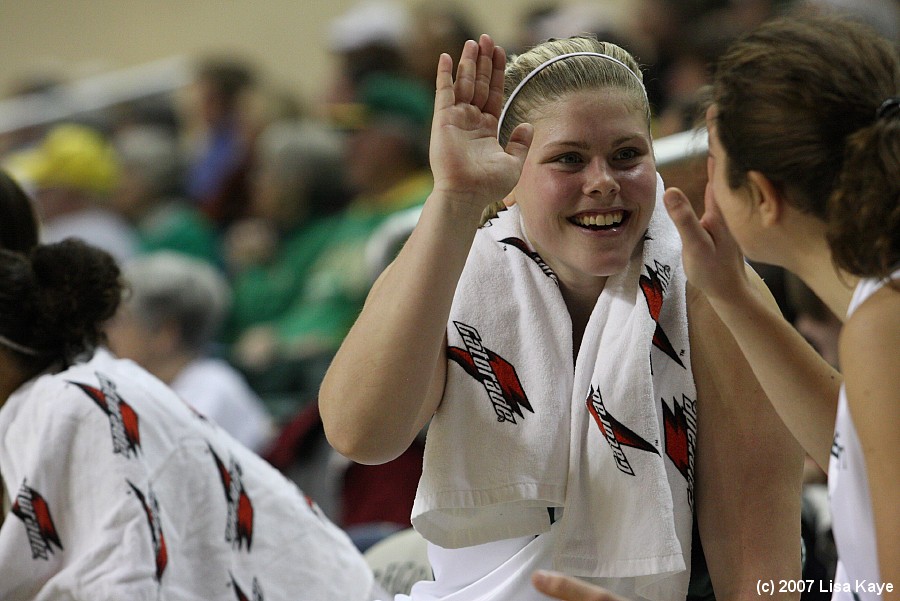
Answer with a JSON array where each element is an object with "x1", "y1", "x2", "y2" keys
[
  {"x1": 0, "y1": 334, "x2": 40, "y2": 356},
  {"x1": 497, "y1": 51, "x2": 647, "y2": 140}
]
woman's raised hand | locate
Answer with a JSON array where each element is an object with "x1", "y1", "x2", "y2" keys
[
  {"x1": 429, "y1": 34, "x2": 533, "y2": 214},
  {"x1": 663, "y1": 182, "x2": 751, "y2": 304}
]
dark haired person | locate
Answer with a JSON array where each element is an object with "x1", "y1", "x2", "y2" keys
[
  {"x1": 0, "y1": 238, "x2": 377, "y2": 599},
  {"x1": 0, "y1": 170, "x2": 39, "y2": 253}
]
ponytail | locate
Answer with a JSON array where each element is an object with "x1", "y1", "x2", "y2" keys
[{"x1": 827, "y1": 114, "x2": 900, "y2": 279}]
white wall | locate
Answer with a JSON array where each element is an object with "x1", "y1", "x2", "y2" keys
[{"x1": 0, "y1": 0, "x2": 543, "y2": 109}]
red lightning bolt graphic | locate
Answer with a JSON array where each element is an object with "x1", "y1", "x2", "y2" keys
[
  {"x1": 71, "y1": 381, "x2": 142, "y2": 452},
  {"x1": 663, "y1": 401, "x2": 690, "y2": 478},
  {"x1": 639, "y1": 267, "x2": 685, "y2": 368},
  {"x1": 586, "y1": 401, "x2": 659, "y2": 454},
  {"x1": 447, "y1": 346, "x2": 534, "y2": 417},
  {"x1": 237, "y1": 491, "x2": 254, "y2": 550}
]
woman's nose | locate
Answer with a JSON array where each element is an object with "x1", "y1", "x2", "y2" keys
[{"x1": 583, "y1": 158, "x2": 619, "y2": 197}]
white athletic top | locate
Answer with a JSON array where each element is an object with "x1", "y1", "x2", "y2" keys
[
  {"x1": 170, "y1": 357, "x2": 274, "y2": 453},
  {"x1": 395, "y1": 521, "x2": 663, "y2": 601},
  {"x1": 40, "y1": 208, "x2": 138, "y2": 266},
  {"x1": 828, "y1": 271, "x2": 898, "y2": 600},
  {"x1": 0, "y1": 348, "x2": 374, "y2": 601}
]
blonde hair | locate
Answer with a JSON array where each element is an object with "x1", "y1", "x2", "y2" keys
[
  {"x1": 497, "y1": 36, "x2": 648, "y2": 148},
  {"x1": 482, "y1": 36, "x2": 648, "y2": 224}
]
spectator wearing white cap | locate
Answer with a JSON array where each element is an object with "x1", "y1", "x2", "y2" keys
[{"x1": 324, "y1": 0, "x2": 411, "y2": 112}]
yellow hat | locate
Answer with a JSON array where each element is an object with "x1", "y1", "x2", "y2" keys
[{"x1": 9, "y1": 124, "x2": 119, "y2": 194}]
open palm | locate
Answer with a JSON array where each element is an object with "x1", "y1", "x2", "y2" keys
[{"x1": 429, "y1": 35, "x2": 532, "y2": 213}]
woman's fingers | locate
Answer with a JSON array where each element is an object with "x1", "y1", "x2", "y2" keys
[
  {"x1": 505, "y1": 122, "x2": 533, "y2": 161},
  {"x1": 664, "y1": 186, "x2": 712, "y2": 255},
  {"x1": 471, "y1": 34, "x2": 495, "y2": 109},
  {"x1": 453, "y1": 39, "x2": 479, "y2": 104},
  {"x1": 532, "y1": 571, "x2": 628, "y2": 601},
  {"x1": 699, "y1": 182, "x2": 726, "y2": 236},
  {"x1": 698, "y1": 183, "x2": 742, "y2": 255},
  {"x1": 434, "y1": 53, "x2": 456, "y2": 113},
  {"x1": 484, "y1": 45, "x2": 507, "y2": 118},
  {"x1": 446, "y1": 35, "x2": 503, "y2": 111}
]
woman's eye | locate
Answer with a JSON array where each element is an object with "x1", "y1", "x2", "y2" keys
[
  {"x1": 615, "y1": 148, "x2": 639, "y2": 161},
  {"x1": 557, "y1": 153, "x2": 582, "y2": 165}
]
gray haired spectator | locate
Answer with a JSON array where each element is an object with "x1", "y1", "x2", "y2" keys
[
  {"x1": 252, "y1": 118, "x2": 350, "y2": 225},
  {"x1": 107, "y1": 251, "x2": 274, "y2": 453},
  {"x1": 223, "y1": 119, "x2": 352, "y2": 370},
  {"x1": 111, "y1": 125, "x2": 221, "y2": 265},
  {"x1": 112, "y1": 125, "x2": 183, "y2": 222}
]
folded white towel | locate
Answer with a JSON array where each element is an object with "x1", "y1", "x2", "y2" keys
[{"x1": 412, "y1": 174, "x2": 696, "y2": 601}]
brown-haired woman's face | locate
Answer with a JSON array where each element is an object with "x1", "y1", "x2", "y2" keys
[{"x1": 705, "y1": 104, "x2": 768, "y2": 263}]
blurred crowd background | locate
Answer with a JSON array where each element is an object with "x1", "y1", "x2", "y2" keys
[{"x1": 0, "y1": 0, "x2": 896, "y2": 595}]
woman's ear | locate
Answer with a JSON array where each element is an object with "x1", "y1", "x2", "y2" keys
[
  {"x1": 502, "y1": 190, "x2": 517, "y2": 208},
  {"x1": 747, "y1": 170, "x2": 784, "y2": 228}
]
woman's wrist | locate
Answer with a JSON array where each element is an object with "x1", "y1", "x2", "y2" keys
[
  {"x1": 705, "y1": 269, "x2": 779, "y2": 328},
  {"x1": 425, "y1": 186, "x2": 497, "y2": 230}
]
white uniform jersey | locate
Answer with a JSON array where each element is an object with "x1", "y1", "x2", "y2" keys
[
  {"x1": 828, "y1": 270, "x2": 899, "y2": 601},
  {"x1": 170, "y1": 357, "x2": 274, "y2": 454}
]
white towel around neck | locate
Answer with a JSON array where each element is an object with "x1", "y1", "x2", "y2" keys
[{"x1": 411, "y1": 174, "x2": 697, "y2": 601}]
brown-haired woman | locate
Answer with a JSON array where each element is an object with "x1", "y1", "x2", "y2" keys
[{"x1": 536, "y1": 13, "x2": 898, "y2": 601}]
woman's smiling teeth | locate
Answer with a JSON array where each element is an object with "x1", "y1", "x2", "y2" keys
[{"x1": 570, "y1": 210, "x2": 625, "y2": 229}]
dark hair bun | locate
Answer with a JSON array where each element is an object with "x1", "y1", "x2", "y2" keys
[{"x1": 28, "y1": 238, "x2": 122, "y2": 363}]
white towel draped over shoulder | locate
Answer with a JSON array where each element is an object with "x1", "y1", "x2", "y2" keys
[{"x1": 411, "y1": 174, "x2": 697, "y2": 601}]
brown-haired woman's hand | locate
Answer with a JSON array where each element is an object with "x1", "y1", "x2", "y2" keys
[
  {"x1": 532, "y1": 571, "x2": 630, "y2": 601},
  {"x1": 429, "y1": 34, "x2": 533, "y2": 216},
  {"x1": 663, "y1": 183, "x2": 751, "y2": 306}
]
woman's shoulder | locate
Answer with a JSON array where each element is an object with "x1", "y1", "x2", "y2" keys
[
  {"x1": 841, "y1": 281, "x2": 900, "y2": 361},
  {"x1": 6, "y1": 349, "x2": 168, "y2": 423},
  {"x1": 1, "y1": 356, "x2": 110, "y2": 442},
  {"x1": 9, "y1": 359, "x2": 98, "y2": 410}
]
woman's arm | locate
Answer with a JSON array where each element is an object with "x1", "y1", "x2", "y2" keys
[
  {"x1": 689, "y1": 286, "x2": 805, "y2": 600},
  {"x1": 664, "y1": 186, "x2": 840, "y2": 469},
  {"x1": 839, "y1": 287, "x2": 900, "y2": 587},
  {"x1": 319, "y1": 35, "x2": 533, "y2": 465}
]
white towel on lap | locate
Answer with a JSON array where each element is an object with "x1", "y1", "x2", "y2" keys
[{"x1": 412, "y1": 174, "x2": 697, "y2": 601}]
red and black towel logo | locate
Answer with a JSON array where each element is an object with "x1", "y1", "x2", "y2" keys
[
  {"x1": 230, "y1": 573, "x2": 264, "y2": 601},
  {"x1": 303, "y1": 493, "x2": 324, "y2": 520},
  {"x1": 71, "y1": 372, "x2": 141, "y2": 457},
  {"x1": 585, "y1": 386, "x2": 659, "y2": 476},
  {"x1": 639, "y1": 261, "x2": 685, "y2": 368},
  {"x1": 127, "y1": 481, "x2": 168, "y2": 581},
  {"x1": 663, "y1": 394, "x2": 698, "y2": 509},
  {"x1": 500, "y1": 237, "x2": 558, "y2": 284},
  {"x1": 12, "y1": 481, "x2": 63, "y2": 560},
  {"x1": 209, "y1": 446, "x2": 254, "y2": 551},
  {"x1": 448, "y1": 321, "x2": 533, "y2": 424}
]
